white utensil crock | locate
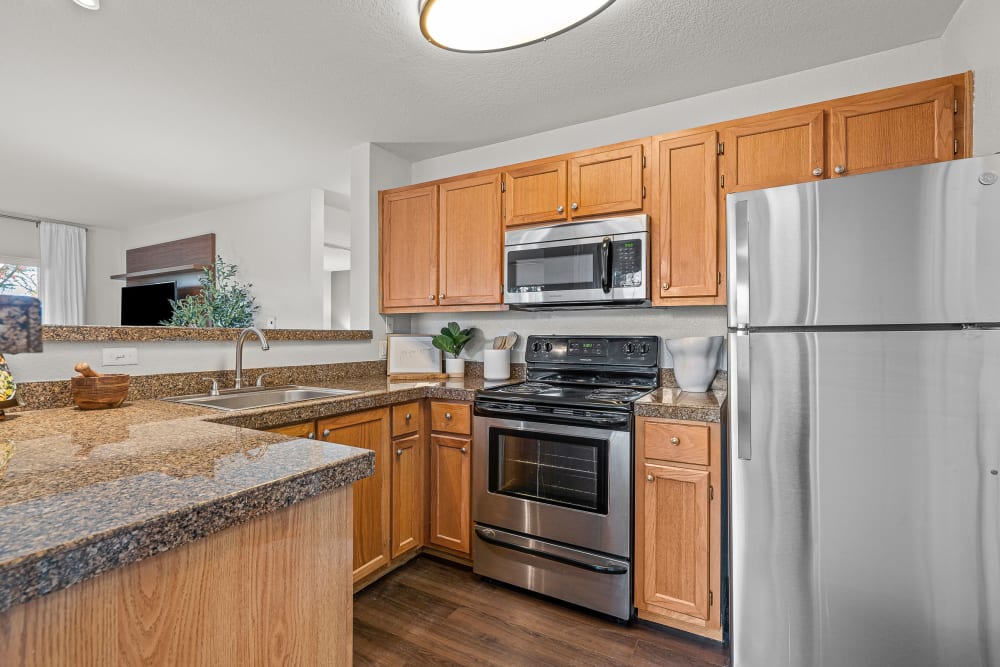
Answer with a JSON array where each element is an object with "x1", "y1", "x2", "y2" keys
[{"x1": 483, "y1": 349, "x2": 511, "y2": 380}]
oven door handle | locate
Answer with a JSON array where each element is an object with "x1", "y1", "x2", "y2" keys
[
  {"x1": 600, "y1": 236, "x2": 612, "y2": 294},
  {"x1": 475, "y1": 526, "x2": 628, "y2": 575}
]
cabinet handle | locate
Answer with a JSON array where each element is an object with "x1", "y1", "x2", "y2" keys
[
  {"x1": 461, "y1": 446, "x2": 467, "y2": 454},
  {"x1": 322, "y1": 428, "x2": 331, "y2": 438},
  {"x1": 396, "y1": 448, "x2": 403, "y2": 456},
  {"x1": 445, "y1": 412, "x2": 452, "y2": 419},
  {"x1": 405, "y1": 412, "x2": 412, "y2": 421},
  {"x1": 834, "y1": 165, "x2": 846, "y2": 174},
  {"x1": 428, "y1": 294, "x2": 434, "y2": 300},
  {"x1": 571, "y1": 202, "x2": 579, "y2": 210},
  {"x1": 308, "y1": 432, "x2": 316, "y2": 439},
  {"x1": 812, "y1": 167, "x2": 823, "y2": 177},
  {"x1": 661, "y1": 282, "x2": 669, "y2": 291},
  {"x1": 670, "y1": 436, "x2": 680, "y2": 445},
  {"x1": 646, "y1": 474, "x2": 654, "y2": 482},
  {"x1": 557, "y1": 205, "x2": 564, "y2": 214}
]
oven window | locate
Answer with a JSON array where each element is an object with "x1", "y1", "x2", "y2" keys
[
  {"x1": 488, "y1": 428, "x2": 608, "y2": 514},
  {"x1": 507, "y1": 243, "x2": 601, "y2": 293}
]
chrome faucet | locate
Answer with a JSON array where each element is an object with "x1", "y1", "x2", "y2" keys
[{"x1": 235, "y1": 326, "x2": 270, "y2": 389}]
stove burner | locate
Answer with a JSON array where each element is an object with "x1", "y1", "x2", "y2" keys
[
  {"x1": 588, "y1": 387, "x2": 642, "y2": 400},
  {"x1": 497, "y1": 382, "x2": 554, "y2": 395}
]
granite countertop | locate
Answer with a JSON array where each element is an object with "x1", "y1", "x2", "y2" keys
[{"x1": 0, "y1": 373, "x2": 725, "y2": 614}]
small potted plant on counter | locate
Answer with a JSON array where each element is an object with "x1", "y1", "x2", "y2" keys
[{"x1": 432, "y1": 321, "x2": 477, "y2": 378}]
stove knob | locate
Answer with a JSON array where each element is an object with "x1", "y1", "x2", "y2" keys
[
  {"x1": 531, "y1": 341, "x2": 542, "y2": 353},
  {"x1": 640, "y1": 343, "x2": 650, "y2": 354},
  {"x1": 543, "y1": 342, "x2": 553, "y2": 352},
  {"x1": 623, "y1": 342, "x2": 635, "y2": 354}
]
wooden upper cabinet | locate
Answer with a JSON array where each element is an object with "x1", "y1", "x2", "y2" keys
[
  {"x1": 721, "y1": 109, "x2": 825, "y2": 193},
  {"x1": 438, "y1": 174, "x2": 503, "y2": 305},
  {"x1": 641, "y1": 463, "x2": 711, "y2": 620},
  {"x1": 651, "y1": 130, "x2": 718, "y2": 303},
  {"x1": 503, "y1": 160, "x2": 568, "y2": 227},
  {"x1": 380, "y1": 185, "x2": 438, "y2": 309},
  {"x1": 569, "y1": 143, "x2": 645, "y2": 218},
  {"x1": 830, "y1": 82, "x2": 957, "y2": 178}
]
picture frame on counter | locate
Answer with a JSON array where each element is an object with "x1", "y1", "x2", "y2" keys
[{"x1": 386, "y1": 334, "x2": 446, "y2": 379}]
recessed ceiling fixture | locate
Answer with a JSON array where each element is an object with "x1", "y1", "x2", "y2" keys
[
  {"x1": 419, "y1": 0, "x2": 616, "y2": 53},
  {"x1": 72, "y1": 0, "x2": 100, "y2": 10}
]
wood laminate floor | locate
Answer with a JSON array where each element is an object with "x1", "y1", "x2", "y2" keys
[{"x1": 353, "y1": 556, "x2": 730, "y2": 667}]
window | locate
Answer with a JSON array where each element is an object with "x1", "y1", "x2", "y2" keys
[{"x1": 0, "y1": 263, "x2": 39, "y2": 297}]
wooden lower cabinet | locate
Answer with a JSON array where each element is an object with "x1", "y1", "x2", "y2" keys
[
  {"x1": 391, "y1": 432, "x2": 424, "y2": 558},
  {"x1": 318, "y1": 408, "x2": 391, "y2": 583},
  {"x1": 428, "y1": 433, "x2": 472, "y2": 554},
  {"x1": 267, "y1": 421, "x2": 317, "y2": 439},
  {"x1": 635, "y1": 417, "x2": 722, "y2": 640}
]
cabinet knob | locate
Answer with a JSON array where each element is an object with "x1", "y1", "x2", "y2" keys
[
  {"x1": 439, "y1": 293, "x2": 445, "y2": 299},
  {"x1": 812, "y1": 167, "x2": 823, "y2": 177},
  {"x1": 834, "y1": 165, "x2": 846, "y2": 174},
  {"x1": 557, "y1": 205, "x2": 564, "y2": 214},
  {"x1": 445, "y1": 412, "x2": 452, "y2": 419},
  {"x1": 571, "y1": 202, "x2": 579, "y2": 210},
  {"x1": 428, "y1": 295, "x2": 434, "y2": 300},
  {"x1": 647, "y1": 474, "x2": 654, "y2": 482},
  {"x1": 405, "y1": 412, "x2": 412, "y2": 421},
  {"x1": 308, "y1": 432, "x2": 316, "y2": 439},
  {"x1": 322, "y1": 428, "x2": 331, "y2": 438},
  {"x1": 461, "y1": 446, "x2": 467, "y2": 454},
  {"x1": 670, "y1": 436, "x2": 680, "y2": 445},
  {"x1": 396, "y1": 448, "x2": 403, "y2": 456},
  {"x1": 661, "y1": 282, "x2": 669, "y2": 291}
]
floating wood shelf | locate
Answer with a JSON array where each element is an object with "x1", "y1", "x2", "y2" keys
[{"x1": 110, "y1": 264, "x2": 211, "y2": 281}]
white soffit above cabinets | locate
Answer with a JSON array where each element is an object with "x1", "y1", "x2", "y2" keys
[{"x1": 0, "y1": 0, "x2": 963, "y2": 227}]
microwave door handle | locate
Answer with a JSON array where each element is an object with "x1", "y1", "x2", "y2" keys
[{"x1": 601, "y1": 237, "x2": 612, "y2": 293}]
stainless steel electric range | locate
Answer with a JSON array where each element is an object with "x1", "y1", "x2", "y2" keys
[{"x1": 472, "y1": 334, "x2": 660, "y2": 621}]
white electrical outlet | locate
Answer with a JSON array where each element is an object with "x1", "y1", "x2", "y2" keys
[
  {"x1": 102, "y1": 347, "x2": 138, "y2": 366},
  {"x1": 378, "y1": 340, "x2": 388, "y2": 359},
  {"x1": 264, "y1": 316, "x2": 277, "y2": 329}
]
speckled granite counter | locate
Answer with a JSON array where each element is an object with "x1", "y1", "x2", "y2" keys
[{"x1": 0, "y1": 373, "x2": 725, "y2": 613}]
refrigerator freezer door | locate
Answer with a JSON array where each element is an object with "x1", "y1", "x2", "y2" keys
[
  {"x1": 727, "y1": 155, "x2": 1000, "y2": 328},
  {"x1": 730, "y1": 329, "x2": 1000, "y2": 667}
]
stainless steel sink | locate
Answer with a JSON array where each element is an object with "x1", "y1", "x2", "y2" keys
[{"x1": 165, "y1": 385, "x2": 360, "y2": 411}]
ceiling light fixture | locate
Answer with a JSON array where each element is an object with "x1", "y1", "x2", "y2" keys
[
  {"x1": 72, "y1": 0, "x2": 100, "y2": 10},
  {"x1": 419, "y1": 0, "x2": 616, "y2": 53}
]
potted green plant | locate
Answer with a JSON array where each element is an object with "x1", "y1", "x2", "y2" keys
[{"x1": 432, "y1": 321, "x2": 476, "y2": 377}]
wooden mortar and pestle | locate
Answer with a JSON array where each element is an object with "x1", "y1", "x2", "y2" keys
[{"x1": 71, "y1": 362, "x2": 130, "y2": 410}]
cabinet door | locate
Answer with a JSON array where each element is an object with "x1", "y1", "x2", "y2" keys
[
  {"x1": 267, "y1": 421, "x2": 316, "y2": 439},
  {"x1": 380, "y1": 185, "x2": 438, "y2": 309},
  {"x1": 438, "y1": 174, "x2": 503, "y2": 305},
  {"x1": 318, "y1": 409, "x2": 391, "y2": 582},
  {"x1": 640, "y1": 463, "x2": 711, "y2": 620},
  {"x1": 650, "y1": 131, "x2": 719, "y2": 303},
  {"x1": 429, "y1": 433, "x2": 471, "y2": 554},
  {"x1": 391, "y1": 433, "x2": 424, "y2": 559},
  {"x1": 830, "y1": 82, "x2": 956, "y2": 178},
  {"x1": 503, "y1": 161, "x2": 568, "y2": 227},
  {"x1": 721, "y1": 109, "x2": 825, "y2": 193},
  {"x1": 568, "y1": 143, "x2": 644, "y2": 218}
]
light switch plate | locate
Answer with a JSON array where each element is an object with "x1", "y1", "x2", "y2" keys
[
  {"x1": 102, "y1": 347, "x2": 139, "y2": 366},
  {"x1": 378, "y1": 340, "x2": 388, "y2": 359}
]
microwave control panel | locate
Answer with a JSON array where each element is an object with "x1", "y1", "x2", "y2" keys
[
  {"x1": 525, "y1": 335, "x2": 660, "y2": 367},
  {"x1": 612, "y1": 239, "x2": 644, "y2": 288}
]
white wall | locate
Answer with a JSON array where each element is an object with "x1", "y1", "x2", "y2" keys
[
  {"x1": 121, "y1": 188, "x2": 326, "y2": 330},
  {"x1": 943, "y1": 0, "x2": 1000, "y2": 155},
  {"x1": 330, "y1": 270, "x2": 351, "y2": 329},
  {"x1": 0, "y1": 217, "x2": 40, "y2": 260}
]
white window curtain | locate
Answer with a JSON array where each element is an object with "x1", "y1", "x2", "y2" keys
[{"x1": 39, "y1": 221, "x2": 87, "y2": 325}]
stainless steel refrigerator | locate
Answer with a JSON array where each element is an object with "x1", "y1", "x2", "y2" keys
[{"x1": 727, "y1": 155, "x2": 1000, "y2": 667}]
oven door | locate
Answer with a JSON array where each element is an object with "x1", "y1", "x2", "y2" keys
[{"x1": 473, "y1": 414, "x2": 632, "y2": 557}]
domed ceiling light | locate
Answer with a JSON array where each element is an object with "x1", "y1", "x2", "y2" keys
[
  {"x1": 72, "y1": 0, "x2": 100, "y2": 9},
  {"x1": 419, "y1": 0, "x2": 616, "y2": 53}
]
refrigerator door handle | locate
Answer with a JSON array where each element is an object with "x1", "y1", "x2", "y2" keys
[
  {"x1": 730, "y1": 330, "x2": 752, "y2": 460},
  {"x1": 727, "y1": 198, "x2": 751, "y2": 328}
]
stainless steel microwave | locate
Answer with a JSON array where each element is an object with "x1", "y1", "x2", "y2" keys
[{"x1": 503, "y1": 215, "x2": 650, "y2": 309}]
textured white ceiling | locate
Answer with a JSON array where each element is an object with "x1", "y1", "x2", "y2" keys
[{"x1": 0, "y1": 0, "x2": 962, "y2": 227}]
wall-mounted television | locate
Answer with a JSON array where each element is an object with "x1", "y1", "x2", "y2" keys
[{"x1": 121, "y1": 281, "x2": 177, "y2": 326}]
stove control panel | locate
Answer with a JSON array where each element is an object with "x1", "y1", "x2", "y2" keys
[{"x1": 525, "y1": 335, "x2": 660, "y2": 367}]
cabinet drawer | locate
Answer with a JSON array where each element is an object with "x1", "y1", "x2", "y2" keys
[
  {"x1": 268, "y1": 421, "x2": 317, "y2": 439},
  {"x1": 430, "y1": 402, "x2": 471, "y2": 434},
  {"x1": 643, "y1": 420, "x2": 710, "y2": 465},
  {"x1": 392, "y1": 402, "x2": 422, "y2": 436}
]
